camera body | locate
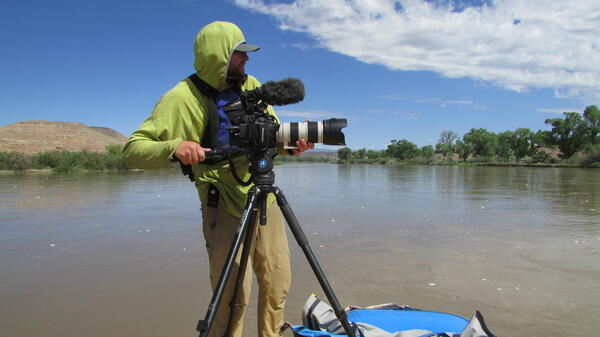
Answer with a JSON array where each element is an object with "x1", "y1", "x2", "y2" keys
[
  {"x1": 229, "y1": 113, "x2": 280, "y2": 152},
  {"x1": 209, "y1": 79, "x2": 347, "y2": 178},
  {"x1": 223, "y1": 90, "x2": 281, "y2": 153}
]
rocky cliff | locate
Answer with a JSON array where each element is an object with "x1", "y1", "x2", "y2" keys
[{"x1": 0, "y1": 121, "x2": 128, "y2": 155}]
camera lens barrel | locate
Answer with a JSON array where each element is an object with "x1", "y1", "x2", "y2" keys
[{"x1": 277, "y1": 118, "x2": 347, "y2": 147}]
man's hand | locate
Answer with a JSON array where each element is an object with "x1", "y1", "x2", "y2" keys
[
  {"x1": 291, "y1": 139, "x2": 315, "y2": 156},
  {"x1": 175, "y1": 141, "x2": 211, "y2": 164}
]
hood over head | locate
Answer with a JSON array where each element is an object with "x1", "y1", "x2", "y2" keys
[{"x1": 193, "y1": 21, "x2": 257, "y2": 92}]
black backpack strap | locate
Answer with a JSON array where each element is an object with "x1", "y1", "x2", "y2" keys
[
  {"x1": 175, "y1": 74, "x2": 221, "y2": 182},
  {"x1": 187, "y1": 73, "x2": 219, "y2": 100},
  {"x1": 187, "y1": 74, "x2": 220, "y2": 150}
]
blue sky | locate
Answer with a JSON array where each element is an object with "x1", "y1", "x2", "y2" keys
[{"x1": 1, "y1": 0, "x2": 599, "y2": 150}]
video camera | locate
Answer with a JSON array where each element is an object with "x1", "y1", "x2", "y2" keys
[
  {"x1": 208, "y1": 78, "x2": 347, "y2": 179},
  {"x1": 179, "y1": 78, "x2": 347, "y2": 183},
  {"x1": 223, "y1": 78, "x2": 347, "y2": 152}
]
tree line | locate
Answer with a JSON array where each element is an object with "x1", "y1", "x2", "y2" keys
[
  {"x1": 0, "y1": 145, "x2": 128, "y2": 172},
  {"x1": 2, "y1": 105, "x2": 598, "y2": 171},
  {"x1": 338, "y1": 105, "x2": 600, "y2": 167}
]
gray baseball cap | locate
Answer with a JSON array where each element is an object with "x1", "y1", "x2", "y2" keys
[{"x1": 235, "y1": 41, "x2": 260, "y2": 52}]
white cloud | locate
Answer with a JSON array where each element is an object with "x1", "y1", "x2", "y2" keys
[
  {"x1": 291, "y1": 43, "x2": 312, "y2": 50},
  {"x1": 276, "y1": 109, "x2": 345, "y2": 119},
  {"x1": 281, "y1": 42, "x2": 315, "y2": 50},
  {"x1": 442, "y1": 100, "x2": 489, "y2": 110},
  {"x1": 378, "y1": 94, "x2": 439, "y2": 103},
  {"x1": 367, "y1": 108, "x2": 420, "y2": 119},
  {"x1": 235, "y1": 0, "x2": 600, "y2": 101},
  {"x1": 378, "y1": 94, "x2": 488, "y2": 109},
  {"x1": 536, "y1": 107, "x2": 583, "y2": 114},
  {"x1": 443, "y1": 100, "x2": 473, "y2": 105}
]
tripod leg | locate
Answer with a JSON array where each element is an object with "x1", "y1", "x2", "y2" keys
[
  {"x1": 274, "y1": 188, "x2": 356, "y2": 337},
  {"x1": 223, "y1": 191, "x2": 262, "y2": 337},
  {"x1": 197, "y1": 187, "x2": 262, "y2": 337},
  {"x1": 260, "y1": 193, "x2": 267, "y2": 225}
]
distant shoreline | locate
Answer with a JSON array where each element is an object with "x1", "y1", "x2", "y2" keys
[
  {"x1": 1, "y1": 160, "x2": 595, "y2": 173},
  {"x1": 1, "y1": 145, "x2": 598, "y2": 173},
  {"x1": 289, "y1": 158, "x2": 593, "y2": 168}
]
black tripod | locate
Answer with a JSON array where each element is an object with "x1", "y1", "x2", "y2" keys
[{"x1": 195, "y1": 151, "x2": 355, "y2": 337}]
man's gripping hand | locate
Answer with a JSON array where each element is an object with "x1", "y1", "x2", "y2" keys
[
  {"x1": 174, "y1": 141, "x2": 211, "y2": 165},
  {"x1": 291, "y1": 139, "x2": 315, "y2": 156}
]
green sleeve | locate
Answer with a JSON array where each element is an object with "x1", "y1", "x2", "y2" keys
[{"x1": 123, "y1": 82, "x2": 208, "y2": 169}]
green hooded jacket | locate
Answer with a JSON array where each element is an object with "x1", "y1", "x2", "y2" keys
[{"x1": 123, "y1": 21, "x2": 280, "y2": 218}]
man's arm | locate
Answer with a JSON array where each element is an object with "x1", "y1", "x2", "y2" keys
[
  {"x1": 122, "y1": 116, "x2": 184, "y2": 170},
  {"x1": 123, "y1": 84, "x2": 209, "y2": 169}
]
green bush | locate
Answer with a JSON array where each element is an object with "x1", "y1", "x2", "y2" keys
[
  {"x1": 532, "y1": 150, "x2": 550, "y2": 163},
  {"x1": 78, "y1": 150, "x2": 105, "y2": 170},
  {"x1": 53, "y1": 165, "x2": 75, "y2": 173},
  {"x1": 377, "y1": 157, "x2": 391, "y2": 165},
  {"x1": 408, "y1": 156, "x2": 434, "y2": 165},
  {"x1": 31, "y1": 151, "x2": 80, "y2": 169},
  {"x1": 0, "y1": 152, "x2": 31, "y2": 170},
  {"x1": 276, "y1": 154, "x2": 337, "y2": 163},
  {"x1": 106, "y1": 144, "x2": 123, "y2": 156},
  {"x1": 1, "y1": 145, "x2": 128, "y2": 171},
  {"x1": 32, "y1": 152, "x2": 59, "y2": 168},
  {"x1": 564, "y1": 153, "x2": 583, "y2": 164},
  {"x1": 520, "y1": 156, "x2": 534, "y2": 164},
  {"x1": 582, "y1": 145, "x2": 600, "y2": 167},
  {"x1": 105, "y1": 153, "x2": 128, "y2": 170}
]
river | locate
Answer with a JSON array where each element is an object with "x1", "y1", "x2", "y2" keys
[{"x1": 1, "y1": 164, "x2": 599, "y2": 337}]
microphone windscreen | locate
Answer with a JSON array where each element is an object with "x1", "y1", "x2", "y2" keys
[{"x1": 260, "y1": 78, "x2": 305, "y2": 106}]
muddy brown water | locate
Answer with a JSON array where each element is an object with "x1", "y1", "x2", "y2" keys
[{"x1": 1, "y1": 164, "x2": 599, "y2": 337}]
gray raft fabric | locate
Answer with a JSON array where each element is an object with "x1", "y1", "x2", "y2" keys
[{"x1": 301, "y1": 295, "x2": 495, "y2": 337}]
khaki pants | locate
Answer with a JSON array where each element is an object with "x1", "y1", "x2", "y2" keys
[{"x1": 202, "y1": 200, "x2": 291, "y2": 337}]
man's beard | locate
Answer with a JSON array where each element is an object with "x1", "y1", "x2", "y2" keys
[{"x1": 226, "y1": 70, "x2": 247, "y2": 88}]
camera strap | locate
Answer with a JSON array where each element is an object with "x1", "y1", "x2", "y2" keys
[{"x1": 187, "y1": 74, "x2": 220, "y2": 150}]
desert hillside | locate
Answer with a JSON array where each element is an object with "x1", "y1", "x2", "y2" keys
[{"x1": 0, "y1": 121, "x2": 128, "y2": 155}]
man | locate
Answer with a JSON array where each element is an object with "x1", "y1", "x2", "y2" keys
[{"x1": 123, "y1": 21, "x2": 313, "y2": 337}]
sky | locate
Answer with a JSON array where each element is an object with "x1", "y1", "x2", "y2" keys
[{"x1": 1, "y1": 0, "x2": 599, "y2": 150}]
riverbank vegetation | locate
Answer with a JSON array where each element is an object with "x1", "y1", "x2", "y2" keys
[
  {"x1": 336, "y1": 105, "x2": 600, "y2": 168},
  {"x1": 0, "y1": 145, "x2": 128, "y2": 172},
  {"x1": 2, "y1": 106, "x2": 599, "y2": 171}
]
